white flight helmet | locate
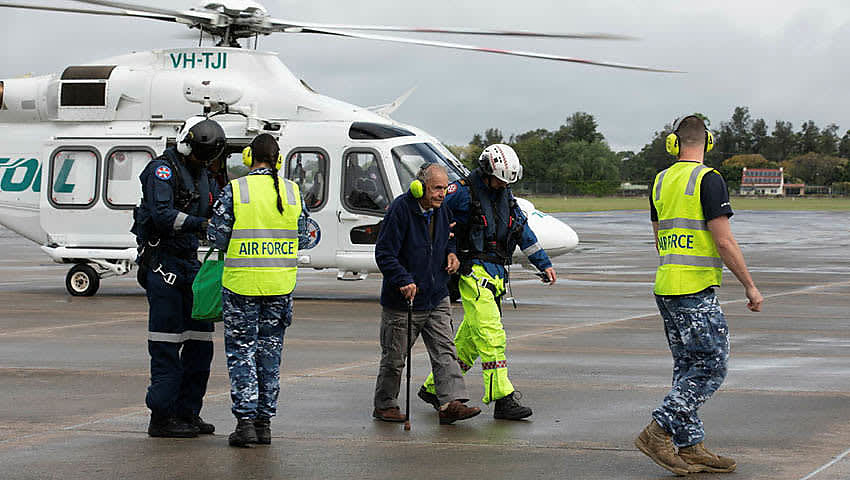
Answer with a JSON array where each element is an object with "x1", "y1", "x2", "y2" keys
[{"x1": 478, "y1": 144, "x2": 523, "y2": 184}]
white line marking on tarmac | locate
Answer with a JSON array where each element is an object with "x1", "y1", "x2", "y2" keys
[
  {"x1": 799, "y1": 446, "x2": 850, "y2": 480},
  {"x1": 510, "y1": 280, "x2": 850, "y2": 341}
]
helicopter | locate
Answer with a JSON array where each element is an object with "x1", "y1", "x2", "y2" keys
[{"x1": 0, "y1": 0, "x2": 678, "y2": 296}]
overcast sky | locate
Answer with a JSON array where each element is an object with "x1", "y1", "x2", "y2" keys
[{"x1": 3, "y1": 0, "x2": 850, "y2": 151}]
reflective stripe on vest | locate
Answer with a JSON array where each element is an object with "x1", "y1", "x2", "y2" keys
[
  {"x1": 652, "y1": 162, "x2": 723, "y2": 296},
  {"x1": 223, "y1": 174, "x2": 301, "y2": 296}
]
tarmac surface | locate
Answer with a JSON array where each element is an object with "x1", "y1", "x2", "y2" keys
[{"x1": 0, "y1": 209, "x2": 848, "y2": 479}]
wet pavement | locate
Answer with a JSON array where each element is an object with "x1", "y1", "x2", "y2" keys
[{"x1": 0, "y1": 209, "x2": 848, "y2": 479}]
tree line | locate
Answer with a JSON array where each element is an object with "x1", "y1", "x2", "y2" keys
[{"x1": 448, "y1": 107, "x2": 850, "y2": 195}]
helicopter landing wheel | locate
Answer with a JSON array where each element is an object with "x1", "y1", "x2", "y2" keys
[{"x1": 66, "y1": 264, "x2": 100, "y2": 297}]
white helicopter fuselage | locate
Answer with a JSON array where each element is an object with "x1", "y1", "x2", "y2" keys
[{"x1": 0, "y1": 46, "x2": 578, "y2": 292}]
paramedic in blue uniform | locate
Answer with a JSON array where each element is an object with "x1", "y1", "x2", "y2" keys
[{"x1": 132, "y1": 116, "x2": 226, "y2": 438}]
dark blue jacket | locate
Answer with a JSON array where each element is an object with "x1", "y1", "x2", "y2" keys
[
  {"x1": 375, "y1": 191, "x2": 456, "y2": 311},
  {"x1": 132, "y1": 147, "x2": 217, "y2": 254},
  {"x1": 445, "y1": 171, "x2": 552, "y2": 279}
]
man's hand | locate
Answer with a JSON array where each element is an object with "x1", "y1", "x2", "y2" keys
[
  {"x1": 448, "y1": 221, "x2": 456, "y2": 239},
  {"x1": 399, "y1": 283, "x2": 418, "y2": 301},
  {"x1": 746, "y1": 285, "x2": 763, "y2": 312},
  {"x1": 446, "y1": 253, "x2": 459, "y2": 275},
  {"x1": 542, "y1": 267, "x2": 557, "y2": 285}
]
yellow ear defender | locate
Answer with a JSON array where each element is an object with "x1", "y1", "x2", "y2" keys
[
  {"x1": 410, "y1": 179, "x2": 424, "y2": 198},
  {"x1": 242, "y1": 146, "x2": 283, "y2": 170},
  {"x1": 666, "y1": 115, "x2": 714, "y2": 156}
]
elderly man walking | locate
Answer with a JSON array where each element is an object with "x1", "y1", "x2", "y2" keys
[{"x1": 372, "y1": 163, "x2": 480, "y2": 425}]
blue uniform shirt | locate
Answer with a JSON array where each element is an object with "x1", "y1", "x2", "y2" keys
[{"x1": 444, "y1": 177, "x2": 552, "y2": 279}]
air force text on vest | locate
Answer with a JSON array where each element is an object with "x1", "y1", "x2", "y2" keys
[
  {"x1": 658, "y1": 233, "x2": 695, "y2": 250},
  {"x1": 238, "y1": 239, "x2": 296, "y2": 256}
]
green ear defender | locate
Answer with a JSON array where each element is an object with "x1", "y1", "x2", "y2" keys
[{"x1": 410, "y1": 179, "x2": 424, "y2": 198}]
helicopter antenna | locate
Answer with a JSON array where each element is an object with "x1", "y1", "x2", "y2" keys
[{"x1": 198, "y1": 25, "x2": 203, "y2": 47}]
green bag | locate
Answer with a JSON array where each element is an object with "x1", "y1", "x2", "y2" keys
[{"x1": 192, "y1": 248, "x2": 224, "y2": 321}]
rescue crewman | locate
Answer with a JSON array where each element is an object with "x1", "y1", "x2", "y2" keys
[
  {"x1": 132, "y1": 116, "x2": 225, "y2": 438},
  {"x1": 418, "y1": 144, "x2": 557, "y2": 420},
  {"x1": 635, "y1": 115, "x2": 763, "y2": 475},
  {"x1": 208, "y1": 134, "x2": 310, "y2": 447}
]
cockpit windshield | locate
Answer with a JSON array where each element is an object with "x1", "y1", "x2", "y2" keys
[{"x1": 391, "y1": 143, "x2": 465, "y2": 188}]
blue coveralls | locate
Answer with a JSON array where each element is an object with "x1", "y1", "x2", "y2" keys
[
  {"x1": 208, "y1": 168, "x2": 311, "y2": 419},
  {"x1": 133, "y1": 147, "x2": 218, "y2": 421}
]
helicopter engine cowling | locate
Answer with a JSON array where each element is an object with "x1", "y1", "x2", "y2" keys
[{"x1": 0, "y1": 77, "x2": 46, "y2": 122}]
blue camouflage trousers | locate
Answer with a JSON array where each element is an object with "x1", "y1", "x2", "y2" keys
[
  {"x1": 652, "y1": 288, "x2": 729, "y2": 448},
  {"x1": 223, "y1": 287, "x2": 293, "y2": 419}
]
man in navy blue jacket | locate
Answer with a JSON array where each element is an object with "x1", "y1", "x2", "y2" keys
[{"x1": 372, "y1": 163, "x2": 481, "y2": 425}]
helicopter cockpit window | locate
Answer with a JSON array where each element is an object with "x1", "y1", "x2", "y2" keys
[
  {"x1": 49, "y1": 149, "x2": 99, "y2": 208},
  {"x1": 105, "y1": 150, "x2": 152, "y2": 208},
  {"x1": 391, "y1": 143, "x2": 464, "y2": 188},
  {"x1": 343, "y1": 150, "x2": 390, "y2": 214},
  {"x1": 286, "y1": 150, "x2": 328, "y2": 211}
]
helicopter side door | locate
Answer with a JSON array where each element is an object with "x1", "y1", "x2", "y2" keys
[
  {"x1": 335, "y1": 147, "x2": 390, "y2": 274},
  {"x1": 40, "y1": 137, "x2": 165, "y2": 249},
  {"x1": 281, "y1": 147, "x2": 334, "y2": 269}
]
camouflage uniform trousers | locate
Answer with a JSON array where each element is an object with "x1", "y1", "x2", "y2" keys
[
  {"x1": 652, "y1": 287, "x2": 730, "y2": 448},
  {"x1": 223, "y1": 287, "x2": 293, "y2": 419}
]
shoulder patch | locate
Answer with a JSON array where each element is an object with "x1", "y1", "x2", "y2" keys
[
  {"x1": 155, "y1": 165, "x2": 172, "y2": 181},
  {"x1": 447, "y1": 183, "x2": 458, "y2": 194}
]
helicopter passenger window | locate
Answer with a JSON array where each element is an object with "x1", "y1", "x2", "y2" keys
[
  {"x1": 105, "y1": 150, "x2": 153, "y2": 208},
  {"x1": 49, "y1": 149, "x2": 99, "y2": 208},
  {"x1": 391, "y1": 143, "x2": 464, "y2": 188},
  {"x1": 286, "y1": 150, "x2": 328, "y2": 211},
  {"x1": 343, "y1": 150, "x2": 390, "y2": 214}
]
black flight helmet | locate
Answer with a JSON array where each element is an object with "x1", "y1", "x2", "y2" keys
[{"x1": 185, "y1": 118, "x2": 226, "y2": 166}]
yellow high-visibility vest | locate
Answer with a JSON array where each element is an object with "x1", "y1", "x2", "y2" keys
[
  {"x1": 652, "y1": 162, "x2": 723, "y2": 295},
  {"x1": 222, "y1": 174, "x2": 301, "y2": 296}
]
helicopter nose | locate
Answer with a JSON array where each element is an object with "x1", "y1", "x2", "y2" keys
[
  {"x1": 514, "y1": 197, "x2": 579, "y2": 259},
  {"x1": 543, "y1": 219, "x2": 579, "y2": 258}
]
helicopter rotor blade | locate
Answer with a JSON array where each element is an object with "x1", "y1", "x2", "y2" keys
[
  {"x1": 0, "y1": 1, "x2": 176, "y2": 21},
  {"x1": 277, "y1": 27, "x2": 682, "y2": 73},
  {"x1": 71, "y1": 0, "x2": 218, "y2": 25},
  {"x1": 268, "y1": 18, "x2": 637, "y2": 41}
]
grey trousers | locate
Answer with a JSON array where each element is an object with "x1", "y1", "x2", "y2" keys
[{"x1": 374, "y1": 297, "x2": 468, "y2": 409}]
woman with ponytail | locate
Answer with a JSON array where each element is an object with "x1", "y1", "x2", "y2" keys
[{"x1": 207, "y1": 133, "x2": 309, "y2": 447}]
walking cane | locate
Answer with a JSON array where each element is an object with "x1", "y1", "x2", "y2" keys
[{"x1": 404, "y1": 298, "x2": 413, "y2": 431}]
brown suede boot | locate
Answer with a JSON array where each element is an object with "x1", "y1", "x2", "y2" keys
[
  {"x1": 678, "y1": 442, "x2": 737, "y2": 473},
  {"x1": 634, "y1": 420, "x2": 693, "y2": 476}
]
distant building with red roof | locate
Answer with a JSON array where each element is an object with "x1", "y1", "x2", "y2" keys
[{"x1": 740, "y1": 167, "x2": 803, "y2": 196}]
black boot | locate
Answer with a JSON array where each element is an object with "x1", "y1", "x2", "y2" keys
[
  {"x1": 148, "y1": 415, "x2": 198, "y2": 438},
  {"x1": 228, "y1": 418, "x2": 257, "y2": 447},
  {"x1": 417, "y1": 386, "x2": 440, "y2": 410},
  {"x1": 189, "y1": 415, "x2": 215, "y2": 435},
  {"x1": 494, "y1": 392, "x2": 532, "y2": 420},
  {"x1": 253, "y1": 417, "x2": 271, "y2": 445}
]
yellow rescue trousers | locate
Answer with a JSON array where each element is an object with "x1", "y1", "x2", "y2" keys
[{"x1": 422, "y1": 264, "x2": 515, "y2": 404}]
